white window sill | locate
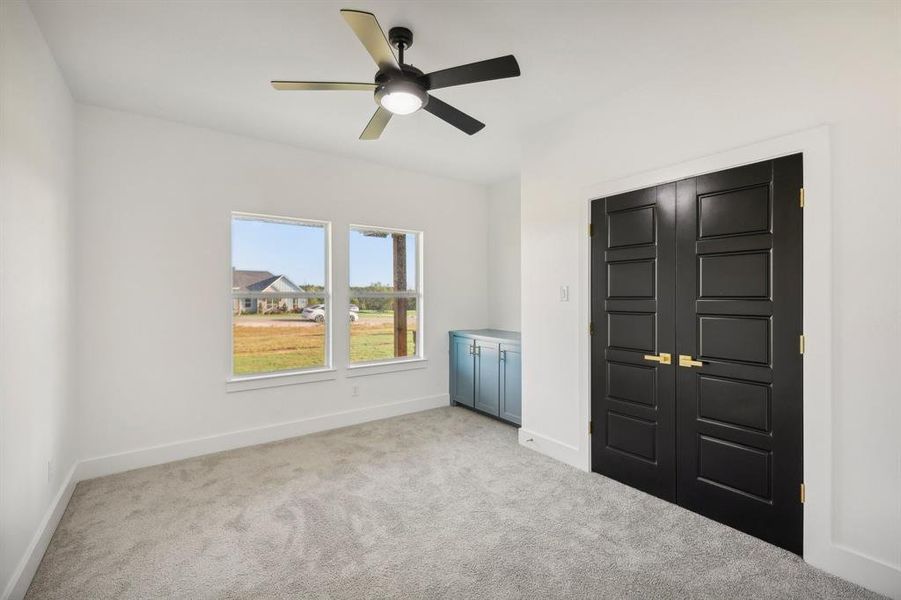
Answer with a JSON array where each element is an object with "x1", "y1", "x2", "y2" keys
[
  {"x1": 345, "y1": 358, "x2": 429, "y2": 378},
  {"x1": 226, "y1": 368, "x2": 337, "y2": 393}
]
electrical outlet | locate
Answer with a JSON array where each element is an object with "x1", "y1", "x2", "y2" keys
[
  {"x1": 560, "y1": 285, "x2": 570, "y2": 302},
  {"x1": 351, "y1": 385, "x2": 359, "y2": 397}
]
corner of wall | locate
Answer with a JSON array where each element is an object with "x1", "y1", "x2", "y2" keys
[
  {"x1": 0, "y1": 1, "x2": 79, "y2": 598},
  {"x1": 485, "y1": 176, "x2": 522, "y2": 332},
  {"x1": 518, "y1": 427, "x2": 586, "y2": 471}
]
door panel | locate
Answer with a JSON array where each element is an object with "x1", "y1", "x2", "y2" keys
[
  {"x1": 451, "y1": 336, "x2": 475, "y2": 407},
  {"x1": 608, "y1": 260, "x2": 655, "y2": 298},
  {"x1": 499, "y1": 344, "x2": 522, "y2": 425},
  {"x1": 699, "y1": 252, "x2": 770, "y2": 298},
  {"x1": 607, "y1": 362, "x2": 656, "y2": 407},
  {"x1": 675, "y1": 154, "x2": 803, "y2": 554},
  {"x1": 608, "y1": 205, "x2": 656, "y2": 247},
  {"x1": 697, "y1": 376, "x2": 770, "y2": 432},
  {"x1": 591, "y1": 183, "x2": 676, "y2": 502},
  {"x1": 697, "y1": 435, "x2": 771, "y2": 499},
  {"x1": 606, "y1": 412, "x2": 657, "y2": 461},
  {"x1": 698, "y1": 185, "x2": 770, "y2": 238},
  {"x1": 608, "y1": 312, "x2": 656, "y2": 352},
  {"x1": 474, "y1": 341, "x2": 500, "y2": 416},
  {"x1": 698, "y1": 316, "x2": 770, "y2": 364}
]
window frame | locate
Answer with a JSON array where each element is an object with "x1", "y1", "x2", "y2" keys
[
  {"x1": 228, "y1": 211, "x2": 333, "y2": 383},
  {"x1": 348, "y1": 224, "x2": 424, "y2": 367}
]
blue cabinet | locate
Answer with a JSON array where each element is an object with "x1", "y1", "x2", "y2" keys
[
  {"x1": 449, "y1": 330, "x2": 521, "y2": 426},
  {"x1": 450, "y1": 335, "x2": 475, "y2": 407},
  {"x1": 474, "y1": 340, "x2": 500, "y2": 415},
  {"x1": 499, "y1": 343, "x2": 521, "y2": 425}
]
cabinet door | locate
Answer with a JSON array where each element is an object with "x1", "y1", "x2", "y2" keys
[
  {"x1": 474, "y1": 341, "x2": 500, "y2": 416},
  {"x1": 499, "y1": 344, "x2": 522, "y2": 425},
  {"x1": 450, "y1": 336, "x2": 475, "y2": 407}
]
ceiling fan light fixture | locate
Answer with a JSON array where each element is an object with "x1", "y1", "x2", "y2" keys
[
  {"x1": 380, "y1": 91, "x2": 422, "y2": 115},
  {"x1": 375, "y1": 80, "x2": 428, "y2": 115}
]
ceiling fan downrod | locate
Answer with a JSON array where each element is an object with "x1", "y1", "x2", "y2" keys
[{"x1": 388, "y1": 26, "x2": 413, "y2": 66}]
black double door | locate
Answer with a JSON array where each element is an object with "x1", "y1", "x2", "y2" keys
[{"x1": 590, "y1": 155, "x2": 803, "y2": 554}]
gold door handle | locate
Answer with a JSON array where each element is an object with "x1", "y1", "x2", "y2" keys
[
  {"x1": 643, "y1": 353, "x2": 671, "y2": 365},
  {"x1": 679, "y1": 355, "x2": 704, "y2": 368}
]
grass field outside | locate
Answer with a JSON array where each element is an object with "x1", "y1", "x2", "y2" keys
[{"x1": 232, "y1": 310, "x2": 418, "y2": 375}]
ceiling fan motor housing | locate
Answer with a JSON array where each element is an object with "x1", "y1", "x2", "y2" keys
[{"x1": 374, "y1": 65, "x2": 429, "y2": 113}]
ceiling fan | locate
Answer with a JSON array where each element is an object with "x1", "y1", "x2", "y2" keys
[{"x1": 271, "y1": 9, "x2": 521, "y2": 140}]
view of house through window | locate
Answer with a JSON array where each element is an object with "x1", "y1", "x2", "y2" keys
[
  {"x1": 349, "y1": 227, "x2": 421, "y2": 363},
  {"x1": 231, "y1": 214, "x2": 328, "y2": 376}
]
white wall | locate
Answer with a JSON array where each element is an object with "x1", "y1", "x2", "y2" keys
[
  {"x1": 486, "y1": 177, "x2": 521, "y2": 331},
  {"x1": 74, "y1": 105, "x2": 489, "y2": 465},
  {"x1": 0, "y1": 1, "x2": 76, "y2": 598},
  {"x1": 519, "y1": 2, "x2": 900, "y2": 597}
]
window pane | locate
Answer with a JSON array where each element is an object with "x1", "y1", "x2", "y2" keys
[
  {"x1": 349, "y1": 228, "x2": 417, "y2": 293},
  {"x1": 232, "y1": 216, "x2": 325, "y2": 288},
  {"x1": 350, "y1": 297, "x2": 417, "y2": 363},
  {"x1": 232, "y1": 216, "x2": 327, "y2": 375},
  {"x1": 232, "y1": 298, "x2": 325, "y2": 375}
]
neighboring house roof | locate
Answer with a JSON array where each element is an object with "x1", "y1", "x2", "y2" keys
[
  {"x1": 233, "y1": 270, "x2": 275, "y2": 292},
  {"x1": 247, "y1": 275, "x2": 282, "y2": 292},
  {"x1": 233, "y1": 270, "x2": 301, "y2": 293}
]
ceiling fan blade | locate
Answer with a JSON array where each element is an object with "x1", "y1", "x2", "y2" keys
[
  {"x1": 272, "y1": 81, "x2": 376, "y2": 92},
  {"x1": 360, "y1": 107, "x2": 393, "y2": 140},
  {"x1": 271, "y1": 81, "x2": 377, "y2": 91},
  {"x1": 423, "y1": 95, "x2": 485, "y2": 135},
  {"x1": 340, "y1": 9, "x2": 399, "y2": 71},
  {"x1": 421, "y1": 55, "x2": 520, "y2": 91}
]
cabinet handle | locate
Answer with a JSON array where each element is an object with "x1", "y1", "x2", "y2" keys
[{"x1": 500, "y1": 350, "x2": 506, "y2": 362}]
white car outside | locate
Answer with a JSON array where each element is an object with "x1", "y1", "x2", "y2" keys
[{"x1": 301, "y1": 304, "x2": 359, "y2": 322}]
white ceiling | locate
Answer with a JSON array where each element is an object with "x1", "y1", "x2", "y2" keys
[{"x1": 29, "y1": 0, "x2": 757, "y2": 184}]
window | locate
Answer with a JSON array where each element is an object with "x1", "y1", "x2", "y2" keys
[
  {"x1": 231, "y1": 213, "x2": 330, "y2": 377},
  {"x1": 349, "y1": 226, "x2": 422, "y2": 364}
]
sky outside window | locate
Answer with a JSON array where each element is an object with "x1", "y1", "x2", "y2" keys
[
  {"x1": 349, "y1": 229, "x2": 417, "y2": 290},
  {"x1": 232, "y1": 219, "x2": 417, "y2": 289},
  {"x1": 232, "y1": 217, "x2": 324, "y2": 286}
]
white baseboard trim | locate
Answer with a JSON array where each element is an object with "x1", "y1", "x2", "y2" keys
[
  {"x1": 3, "y1": 462, "x2": 79, "y2": 600},
  {"x1": 808, "y1": 544, "x2": 901, "y2": 599},
  {"x1": 76, "y1": 394, "x2": 449, "y2": 482},
  {"x1": 518, "y1": 427, "x2": 583, "y2": 470}
]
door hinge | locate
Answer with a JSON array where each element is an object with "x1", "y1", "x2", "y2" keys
[
  {"x1": 589, "y1": 421, "x2": 594, "y2": 435},
  {"x1": 799, "y1": 187, "x2": 805, "y2": 208},
  {"x1": 799, "y1": 334, "x2": 805, "y2": 355},
  {"x1": 588, "y1": 223, "x2": 594, "y2": 237},
  {"x1": 800, "y1": 483, "x2": 806, "y2": 504},
  {"x1": 589, "y1": 322, "x2": 594, "y2": 336}
]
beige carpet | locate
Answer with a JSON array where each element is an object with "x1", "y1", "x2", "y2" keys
[{"x1": 27, "y1": 407, "x2": 880, "y2": 599}]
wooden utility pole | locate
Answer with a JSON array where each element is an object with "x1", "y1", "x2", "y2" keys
[{"x1": 393, "y1": 233, "x2": 407, "y2": 357}]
